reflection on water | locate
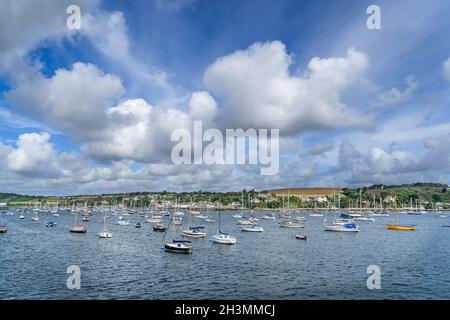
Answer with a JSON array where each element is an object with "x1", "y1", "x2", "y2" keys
[{"x1": 0, "y1": 211, "x2": 449, "y2": 299}]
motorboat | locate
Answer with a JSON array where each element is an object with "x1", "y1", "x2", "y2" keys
[
  {"x1": 45, "y1": 221, "x2": 57, "y2": 227},
  {"x1": 242, "y1": 224, "x2": 264, "y2": 232},
  {"x1": 295, "y1": 235, "x2": 307, "y2": 240}
]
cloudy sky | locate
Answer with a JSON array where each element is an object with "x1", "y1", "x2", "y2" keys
[{"x1": 1, "y1": 0, "x2": 450, "y2": 195}]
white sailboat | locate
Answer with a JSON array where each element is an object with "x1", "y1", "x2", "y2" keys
[
  {"x1": 213, "y1": 210, "x2": 236, "y2": 245},
  {"x1": 323, "y1": 180, "x2": 359, "y2": 232},
  {"x1": 98, "y1": 211, "x2": 112, "y2": 239}
]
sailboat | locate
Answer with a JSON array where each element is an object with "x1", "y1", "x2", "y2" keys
[
  {"x1": 261, "y1": 212, "x2": 276, "y2": 220},
  {"x1": 163, "y1": 214, "x2": 193, "y2": 253},
  {"x1": 310, "y1": 201, "x2": 324, "y2": 217},
  {"x1": 69, "y1": 209, "x2": 87, "y2": 233},
  {"x1": 19, "y1": 210, "x2": 25, "y2": 219},
  {"x1": 153, "y1": 220, "x2": 166, "y2": 232},
  {"x1": 213, "y1": 210, "x2": 236, "y2": 244},
  {"x1": 183, "y1": 210, "x2": 207, "y2": 238},
  {"x1": 324, "y1": 180, "x2": 359, "y2": 232},
  {"x1": 386, "y1": 195, "x2": 416, "y2": 231},
  {"x1": 97, "y1": 211, "x2": 112, "y2": 239}
]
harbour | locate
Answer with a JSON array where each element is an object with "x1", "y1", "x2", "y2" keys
[{"x1": 1, "y1": 206, "x2": 450, "y2": 299}]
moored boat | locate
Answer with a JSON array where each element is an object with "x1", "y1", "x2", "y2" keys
[
  {"x1": 182, "y1": 226, "x2": 207, "y2": 238},
  {"x1": 153, "y1": 222, "x2": 166, "y2": 232},
  {"x1": 241, "y1": 224, "x2": 264, "y2": 232},
  {"x1": 279, "y1": 220, "x2": 304, "y2": 228},
  {"x1": 164, "y1": 240, "x2": 193, "y2": 253},
  {"x1": 45, "y1": 221, "x2": 57, "y2": 227},
  {"x1": 70, "y1": 226, "x2": 87, "y2": 233}
]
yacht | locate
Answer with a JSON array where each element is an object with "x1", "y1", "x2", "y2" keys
[
  {"x1": 182, "y1": 226, "x2": 207, "y2": 238},
  {"x1": 242, "y1": 224, "x2": 264, "y2": 232}
]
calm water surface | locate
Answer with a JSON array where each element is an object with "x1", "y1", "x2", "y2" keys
[{"x1": 1, "y1": 210, "x2": 450, "y2": 299}]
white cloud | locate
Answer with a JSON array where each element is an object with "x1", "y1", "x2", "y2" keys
[
  {"x1": 0, "y1": 0, "x2": 99, "y2": 74},
  {"x1": 6, "y1": 63, "x2": 124, "y2": 136},
  {"x1": 83, "y1": 98, "x2": 192, "y2": 162},
  {"x1": 188, "y1": 91, "x2": 217, "y2": 125},
  {"x1": 204, "y1": 41, "x2": 372, "y2": 134},
  {"x1": 376, "y1": 76, "x2": 417, "y2": 108},
  {"x1": 6, "y1": 132, "x2": 63, "y2": 178}
]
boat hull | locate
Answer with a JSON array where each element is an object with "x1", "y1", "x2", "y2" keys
[
  {"x1": 324, "y1": 225, "x2": 359, "y2": 232},
  {"x1": 70, "y1": 227, "x2": 87, "y2": 233},
  {"x1": 386, "y1": 224, "x2": 416, "y2": 231},
  {"x1": 182, "y1": 230, "x2": 207, "y2": 238},
  {"x1": 164, "y1": 243, "x2": 193, "y2": 254},
  {"x1": 212, "y1": 234, "x2": 236, "y2": 244}
]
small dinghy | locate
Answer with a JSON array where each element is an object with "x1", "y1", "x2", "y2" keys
[
  {"x1": 45, "y1": 221, "x2": 57, "y2": 227},
  {"x1": 135, "y1": 222, "x2": 141, "y2": 228},
  {"x1": 0, "y1": 224, "x2": 7, "y2": 233},
  {"x1": 295, "y1": 235, "x2": 307, "y2": 240}
]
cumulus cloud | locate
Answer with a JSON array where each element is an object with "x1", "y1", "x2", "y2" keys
[
  {"x1": 188, "y1": 91, "x2": 217, "y2": 125},
  {"x1": 376, "y1": 76, "x2": 417, "y2": 108},
  {"x1": 6, "y1": 63, "x2": 124, "y2": 136},
  {"x1": 0, "y1": 0, "x2": 98, "y2": 74},
  {"x1": 329, "y1": 137, "x2": 450, "y2": 186},
  {"x1": 6, "y1": 132, "x2": 63, "y2": 178},
  {"x1": 84, "y1": 98, "x2": 192, "y2": 162},
  {"x1": 204, "y1": 41, "x2": 372, "y2": 134}
]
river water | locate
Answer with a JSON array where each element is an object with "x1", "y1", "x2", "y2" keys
[{"x1": 1, "y1": 210, "x2": 449, "y2": 299}]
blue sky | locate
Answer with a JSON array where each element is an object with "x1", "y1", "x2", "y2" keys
[{"x1": 0, "y1": 0, "x2": 450, "y2": 195}]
